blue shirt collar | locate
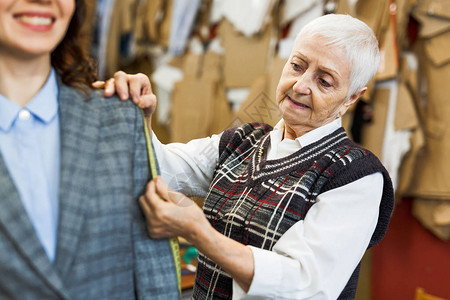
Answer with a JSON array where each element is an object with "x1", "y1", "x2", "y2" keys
[
  {"x1": 0, "y1": 95, "x2": 18, "y2": 132},
  {"x1": 0, "y1": 69, "x2": 58, "y2": 132}
]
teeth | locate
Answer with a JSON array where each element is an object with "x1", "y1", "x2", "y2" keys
[{"x1": 18, "y1": 15, "x2": 52, "y2": 26}]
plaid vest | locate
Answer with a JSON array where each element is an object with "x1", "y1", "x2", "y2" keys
[{"x1": 192, "y1": 123, "x2": 394, "y2": 300}]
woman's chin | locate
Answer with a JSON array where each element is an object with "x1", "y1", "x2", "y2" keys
[
  {"x1": 281, "y1": 105, "x2": 308, "y2": 121},
  {"x1": 281, "y1": 112, "x2": 302, "y2": 127}
]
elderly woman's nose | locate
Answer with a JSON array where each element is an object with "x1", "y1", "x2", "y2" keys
[{"x1": 293, "y1": 74, "x2": 312, "y2": 95}]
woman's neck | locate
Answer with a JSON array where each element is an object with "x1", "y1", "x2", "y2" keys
[
  {"x1": 282, "y1": 122, "x2": 310, "y2": 140},
  {"x1": 0, "y1": 53, "x2": 52, "y2": 107}
]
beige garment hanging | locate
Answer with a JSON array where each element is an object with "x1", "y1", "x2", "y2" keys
[
  {"x1": 409, "y1": 0, "x2": 450, "y2": 200},
  {"x1": 104, "y1": 0, "x2": 135, "y2": 78},
  {"x1": 220, "y1": 19, "x2": 273, "y2": 88},
  {"x1": 170, "y1": 51, "x2": 233, "y2": 143},
  {"x1": 235, "y1": 56, "x2": 285, "y2": 127}
]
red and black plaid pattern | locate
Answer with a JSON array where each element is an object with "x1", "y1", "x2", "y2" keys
[{"x1": 192, "y1": 123, "x2": 394, "y2": 300}]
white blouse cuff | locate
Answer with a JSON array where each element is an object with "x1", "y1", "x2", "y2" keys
[{"x1": 232, "y1": 246, "x2": 282, "y2": 299}]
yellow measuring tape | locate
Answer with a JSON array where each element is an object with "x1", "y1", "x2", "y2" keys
[{"x1": 140, "y1": 110, "x2": 182, "y2": 297}]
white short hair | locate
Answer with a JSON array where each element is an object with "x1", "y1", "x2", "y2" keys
[{"x1": 295, "y1": 14, "x2": 380, "y2": 98}]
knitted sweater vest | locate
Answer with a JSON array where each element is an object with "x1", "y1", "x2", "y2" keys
[{"x1": 192, "y1": 123, "x2": 394, "y2": 300}]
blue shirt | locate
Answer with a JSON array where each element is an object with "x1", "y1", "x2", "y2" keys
[{"x1": 0, "y1": 69, "x2": 60, "y2": 261}]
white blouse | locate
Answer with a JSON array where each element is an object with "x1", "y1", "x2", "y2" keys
[{"x1": 151, "y1": 118, "x2": 383, "y2": 299}]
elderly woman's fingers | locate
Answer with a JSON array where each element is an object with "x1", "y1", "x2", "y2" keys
[
  {"x1": 114, "y1": 71, "x2": 155, "y2": 106},
  {"x1": 141, "y1": 181, "x2": 158, "y2": 217},
  {"x1": 154, "y1": 177, "x2": 170, "y2": 200},
  {"x1": 141, "y1": 94, "x2": 157, "y2": 114},
  {"x1": 113, "y1": 71, "x2": 130, "y2": 100},
  {"x1": 139, "y1": 194, "x2": 162, "y2": 238},
  {"x1": 145, "y1": 180, "x2": 162, "y2": 205},
  {"x1": 142, "y1": 178, "x2": 204, "y2": 240},
  {"x1": 153, "y1": 177, "x2": 195, "y2": 207},
  {"x1": 128, "y1": 73, "x2": 152, "y2": 104},
  {"x1": 139, "y1": 195, "x2": 151, "y2": 216},
  {"x1": 98, "y1": 71, "x2": 157, "y2": 112},
  {"x1": 92, "y1": 80, "x2": 105, "y2": 89},
  {"x1": 103, "y1": 78, "x2": 116, "y2": 97},
  {"x1": 141, "y1": 180, "x2": 182, "y2": 238},
  {"x1": 92, "y1": 79, "x2": 114, "y2": 98}
]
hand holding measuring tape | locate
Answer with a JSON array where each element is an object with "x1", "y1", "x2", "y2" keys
[{"x1": 140, "y1": 178, "x2": 209, "y2": 241}]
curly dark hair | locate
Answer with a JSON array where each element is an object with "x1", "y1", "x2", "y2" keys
[{"x1": 51, "y1": 0, "x2": 97, "y2": 91}]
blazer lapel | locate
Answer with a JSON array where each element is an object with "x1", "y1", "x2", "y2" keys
[
  {"x1": 54, "y1": 81, "x2": 100, "y2": 278},
  {"x1": 0, "y1": 154, "x2": 69, "y2": 299}
]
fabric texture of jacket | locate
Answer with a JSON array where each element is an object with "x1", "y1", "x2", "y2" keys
[{"x1": 0, "y1": 79, "x2": 178, "y2": 300}]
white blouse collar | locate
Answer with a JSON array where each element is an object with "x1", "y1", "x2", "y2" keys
[{"x1": 268, "y1": 118, "x2": 342, "y2": 160}]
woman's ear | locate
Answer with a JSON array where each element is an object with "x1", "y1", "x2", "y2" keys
[
  {"x1": 348, "y1": 87, "x2": 367, "y2": 106},
  {"x1": 339, "y1": 87, "x2": 367, "y2": 116}
]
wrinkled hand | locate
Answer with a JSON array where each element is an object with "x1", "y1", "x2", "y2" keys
[
  {"x1": 92, "y1": 71, "x2": 157, "y2": 116},
  {"x1": 141, "y1": 178, "x2": 254, "y2": 292},
  {"x1": 139, "y1": 177, "x2": 210, "y2": 241}
]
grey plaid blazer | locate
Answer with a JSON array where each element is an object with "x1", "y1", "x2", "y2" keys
[{"x1": 0, "y1": 79, "x2": 178, "y2": 299}]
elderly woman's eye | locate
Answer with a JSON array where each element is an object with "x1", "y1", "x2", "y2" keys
[
  {"x1": 291, "y1": 63, "x2": 302, "y2": 71},
  {"x1": 319, "y1": 78, "x2": 331, "y2": 87}
]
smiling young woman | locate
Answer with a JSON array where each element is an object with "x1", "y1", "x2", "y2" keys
[
  {"x1": 0, "y1": 0, "x2": 95, "y2": 104},
  {"x1": 0, "y1": 1, "x2": 178, "y2": 298}
]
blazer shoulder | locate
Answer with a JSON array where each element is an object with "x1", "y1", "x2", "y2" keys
[
  {"x1": 89, "y1": 90, "x2": 140, "y2": 114},
  {"x1": 85, "y1": 90, "x2": 145, "y2": 131},
  {"x1": 58, "y1": 82, "x2": 141, "y2": 118}
]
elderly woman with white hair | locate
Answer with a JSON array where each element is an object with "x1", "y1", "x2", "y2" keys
[{"x1": 116, "y1": 14, "x2": 394, "y2": 300}]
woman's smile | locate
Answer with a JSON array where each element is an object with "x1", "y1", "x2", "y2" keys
[
  {"x1": 0, "y1": 0, "x2": 75, "y2": 59},
  {"x1": 286, "y1": 96, "x2": 311, "y2": 110},
  {"x1": 14, "y1": 12, "x2": 55, "y2": 31}
]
